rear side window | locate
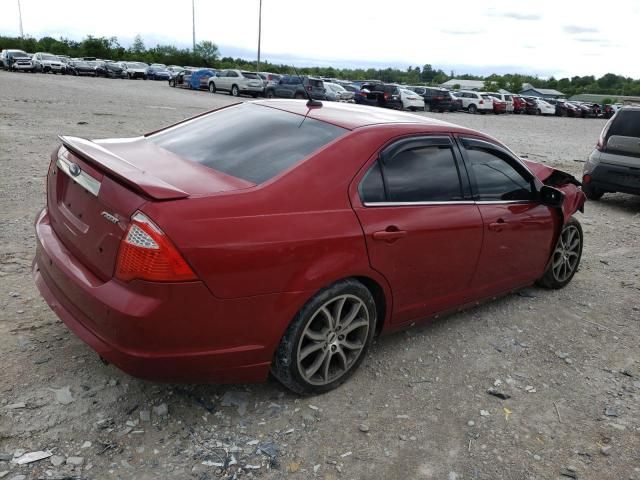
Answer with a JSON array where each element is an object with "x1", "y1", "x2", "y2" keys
[
  {"x1": 242, "y1": 72, "x2": 259, "y2": 79},
  {"x1": 149, "y1": 103, "x2": 346, "y2": 184},
  {"x1": 382, "y1": 146, "x2": 463, "y2": 202},
  {"x1": 309, "y1": 79, "x2": 323, "y2": 87},
  {"x1": 608, "y1": 111, "x2": 640, "y2": 138}
]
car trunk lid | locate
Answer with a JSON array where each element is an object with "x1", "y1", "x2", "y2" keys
[{"x1": 47, "y1": 136, "x2": 255, "y2": 281}]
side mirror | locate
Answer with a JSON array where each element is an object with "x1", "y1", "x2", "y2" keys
[{"x1": 539, "y1": 185, "x2": 564, "y2": 208}]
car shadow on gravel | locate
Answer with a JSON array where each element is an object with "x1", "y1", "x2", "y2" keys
[{"x1": 593, "y1": 193, "x2": 640, "y2": 213}]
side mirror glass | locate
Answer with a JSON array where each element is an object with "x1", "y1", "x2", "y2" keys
[{"x1": 539, "y1": 185, "x2": 564, "y2": 208}]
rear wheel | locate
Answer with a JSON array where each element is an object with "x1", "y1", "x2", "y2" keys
[
  {"x1": 538, "y1": 217, "x2": 583, "y2": 289},
  {"x1": 583, "y1": 183, "x2": 604, "y2": 200},
  {"x1": 468, "y1": 104, "x2": 477, "y2": 114},
  {"x1": 272, "y1": 279, "x2": 377, "y2": 395},
  {"x1": 208, "y1": 82, "x2": 216, "y2": 93}
]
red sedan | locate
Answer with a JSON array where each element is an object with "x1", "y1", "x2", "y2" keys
[
  {"x1": 491, "y1": 96, "x2": 507, "y2": 114},
  {"x1": 33, "y1": 100, "x2": 586, "y2": 394}
]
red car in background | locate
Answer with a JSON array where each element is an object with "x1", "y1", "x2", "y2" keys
[
  {"x1": 33, "y1": 100, "x2": 586, "y2": 394},
  {"x1": 512, "y1": 95, "x2": 526, "y2": 113},
  {"x1": 491, "y1": 96, "x2": 507, "y2": 114}
]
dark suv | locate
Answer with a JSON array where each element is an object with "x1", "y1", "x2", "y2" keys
[
  {"x1": 264, "y1": 75, "x2": 326, "y2": 100},
  {"x1": 354, "y1": 83, "x2": 402, "y2": 109},
  {"x1": 409, "y1": 86, "x2": 453, "y2": 112},
  {"x1": 583, "y1": 106, "x2": 640, "y2": 199}
]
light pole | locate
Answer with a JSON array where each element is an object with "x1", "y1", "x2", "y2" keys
[
  {"x1": 17, "y1": 0, "x2": 24, "y2": 38},
  {"x1": 257, "y1": 0, "x2": 262, "y2": 72},
  {"x1": 192, "y1": 0, "x2": 196, "y2": 52}
]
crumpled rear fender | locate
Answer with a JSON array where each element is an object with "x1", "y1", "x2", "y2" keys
[{"x1": 522, "y1": 159, "x2": 586, "y2": 224}]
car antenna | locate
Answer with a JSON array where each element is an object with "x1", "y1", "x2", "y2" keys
[{"x1": 292, "y1": 65, "x2": 322, "y2": 108}]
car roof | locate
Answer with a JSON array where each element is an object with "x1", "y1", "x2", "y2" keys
[{"x1": 252, "y1": 100, "x2": 466, "y2": 130}]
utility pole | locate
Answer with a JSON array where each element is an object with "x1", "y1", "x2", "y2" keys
[
  {"x1": 257, "y1": 0, "x2": 262, "y2": 72},
  {"x1": 17, "y1": 0, "x2": 24, "y2": 38},
  {"x1": 192, "y1": 0, "x2": 196, "y2": 52}
]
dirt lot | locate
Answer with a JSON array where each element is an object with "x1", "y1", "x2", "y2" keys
[{"x1": 0, "y1": 72, "x2": 638, "y2": 480}]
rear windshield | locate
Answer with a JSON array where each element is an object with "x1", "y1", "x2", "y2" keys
[
  {"x1": 149, "y1": 103, "x2": 347, "y2": 184},
  {"x1": 609, "y1": 111, "x2": 640, "y2": 138}
]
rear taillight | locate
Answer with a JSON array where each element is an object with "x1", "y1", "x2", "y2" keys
[
  {"x1": 479, "y1": 100, "x2": 484, "y2": 105},
  {"x1": 583, "y1": 174, "x2": 592, "y2": 184},
  {"x1": 115, "y1": 212, "x2": 197, "y2": 282}
]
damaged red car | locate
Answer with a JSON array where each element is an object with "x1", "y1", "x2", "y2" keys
[{"x1": 33, "y1": 100, "x2": 586, "y2": 394}]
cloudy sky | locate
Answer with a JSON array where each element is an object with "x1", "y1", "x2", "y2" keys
[{"x1": 2, "y1": 0, "x2": 638, "y2": 78}]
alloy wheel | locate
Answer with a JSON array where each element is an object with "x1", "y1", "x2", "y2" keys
[
  {"x1": 551, "y1": 225, "x2": 581, "y2": 282},
  {"x1": 296, "y1": 294, "x2": 370, "y2": 386}
]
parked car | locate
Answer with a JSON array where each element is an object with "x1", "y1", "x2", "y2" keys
[
  {"x1": 583, "y1": 106, "x2": 640, "y2": 200},
  {"x1": 184, "y1": 68, "x2": 217, "y2": 90},
  {"x1": 449, "y1": 92, "x2": 463, "y2": 112},
  {"x1": 257, "y1": 72, "x2": 281, "y2": 88},
  {"x1": 121, "y1": 62, "x2": 148, "y2": 79},
  {"x1": 523, "y1": 97, "x2": 555, "y2": 115},
  {"x1": 146, "y1": 64, "x2": 170, "y2": 80},
  {"x1": 66, "y1": 60, "x2": 97, "y2": 76},
  {"x1": 455, "y1": 91, "x2": 494, "y2": 114},
  {"x1": 324, "y1": 82, "x2": 354, "y2": 102},
  {"x1": 399, "y1": 88, "x2": 425, "y2": 111},
  {"x1": 489, "y1": 95, "x2": 507, "y2": 114},
  {"x1": 409, "y1": 87, "x2": 453, "y2": 112},
  {"x1": 354, "y1": 83, "x2": 402, "y2": 109},
  {"x1": 512, "y1": 95, "x2": 526, "y2": 114},
  {"x1": 32, "y1": 52, "x2": 65, "y2": 74},
  {"x1": 602, "y1": 103, "x2": 623, "y2": 119},
  {"x1": 264, "y1": 75, "x2": 326, "y2": 100},
  {"x1": 95, "y1": 61, "x2": 125, "y2": 78},
  {"x1": 209, "y1": 69, "x2": 264, "y2": 97},
  {"x1": 167, "y1": 65, "x2": 185, "y2": 77},
  {"x1": 487, "y1": 92, "x2": 514, "y2": 112},
  {"x1": 33, "y1": 101, "x2": 586, "y2": 394},
  {"x1": 168, "y1": 69, "x2": 195, "y2": 88},
  {"x1": 1, "y1": 49, "x2": 34, "y2": 71}
]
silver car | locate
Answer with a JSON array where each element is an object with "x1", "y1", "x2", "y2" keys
[
  {"x1": 208, "y1": 69, "x2": 264, "y2": 97},
  {"x1": 32, "y1": 52, "x2": 65, "y2": 73}
]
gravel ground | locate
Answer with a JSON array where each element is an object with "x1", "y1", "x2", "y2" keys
[{"x1": 0, "y1": 71, "x2": 638, "y2": 480}]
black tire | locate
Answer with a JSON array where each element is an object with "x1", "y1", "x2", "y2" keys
[
  {"x1": 143, "y1": 75, "x2": 147, "y2": 80},
  {"x1": 231, "y1": 84, "x2": 239, "y2": 96},
  {"x1": 208, "y1": 82, "x2": 216, "y2": 93},
  {"x1": 468, "y1": 104, "x2": 477, "y2": 114},
  {"x1": 537, "y1": 217, "x2": 583, "y2": 289},
  {"x1": 169, "y1": 79, "x2": 176, "y2": 87},
  {"x1": 271, "y1": 279, "x2": 377, "y2": 395},
  {"x1": 583, "y1": 184, "x2": 604, "y2": 200}
]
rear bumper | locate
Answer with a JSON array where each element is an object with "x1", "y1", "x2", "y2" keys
[
  {"x1": 585, "y1": 161, "x2": 640, "y2": 195},
  {"x1": 33, "y1": 208, "x2": 309, "y2": 383}
]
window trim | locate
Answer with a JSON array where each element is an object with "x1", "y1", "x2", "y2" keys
[
  {"x1": 358, "y1": 135, "x2": 472, "y2": 207},
  {"x1": 456, "y1": 136, "x2": 537, "y2": 203}
]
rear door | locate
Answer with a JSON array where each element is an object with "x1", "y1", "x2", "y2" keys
[
  {"x1": 352, "y1": 136, "x2": 484, "y2": 324},
  {"x1": 458, "y1": 137, "x2": 556, "y2": 297}
]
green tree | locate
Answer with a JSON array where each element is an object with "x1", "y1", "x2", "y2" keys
[
  {"x1": 194, "y1": 40, "x2": 219, "y2": 67},
  {"x1": 131, "y1": 34, "x2": 145, "y2": 54}
]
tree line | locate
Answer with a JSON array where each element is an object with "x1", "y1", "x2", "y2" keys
[{"x1": 2, "y1": 34, "x2": 640, "y2": 97}]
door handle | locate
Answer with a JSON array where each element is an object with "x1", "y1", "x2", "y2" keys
[
  {"x1": 488, "y1": 218, "x2": 506, "y2": 232},
  {"x1": 372, "y1": 227, "x2": 407, "y2": 242}
]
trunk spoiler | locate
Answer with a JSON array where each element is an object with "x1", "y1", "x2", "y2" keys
[{"x1": 59, "y1": 136, "x2": 189, "y2": 201}]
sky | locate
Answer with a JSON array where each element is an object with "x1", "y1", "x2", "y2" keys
[{"x1": 1, "y1": 0, "x2": 638, "y2": 79}]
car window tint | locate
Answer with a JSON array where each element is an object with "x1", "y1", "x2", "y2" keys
[
  {"x1": 149, "y1": 103, "x2": 347, "y2": 184},
  {"x1": 608, "y1": 111, "x2": 640, "y2": 138},
  {"x1": 359, "y1": 162, "x2": 386, "y2": 203},
  {"x1": 466, "y1": 148, "x2": 532, "y2": 201},
  {"x1": 382, "y1": 146, "x2": 463, "y2": 202}
]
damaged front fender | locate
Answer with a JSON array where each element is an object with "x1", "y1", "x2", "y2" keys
[{"x1": 522, "y1": 159, "x2": 586, "y2": 223}]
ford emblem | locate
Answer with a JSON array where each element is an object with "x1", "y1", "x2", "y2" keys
[{"x1": 69, "y1": 163, "x2": 81, "y2": 177}]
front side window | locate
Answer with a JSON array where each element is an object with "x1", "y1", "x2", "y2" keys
[{"x1": 465, "y1": 148, "x2": 532, "y2": 201}]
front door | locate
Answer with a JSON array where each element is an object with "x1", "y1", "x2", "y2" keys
[
  {"x1": 352, "y1": 136, "x2": 484, "y2": 324},
  {"x1": 458, "y1": 137, "x2": 557, "y2": 298}
]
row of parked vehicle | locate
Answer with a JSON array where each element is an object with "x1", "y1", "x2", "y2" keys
[{"x1": 1, "y1": 48, "x2": 622, "y2": 118}]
